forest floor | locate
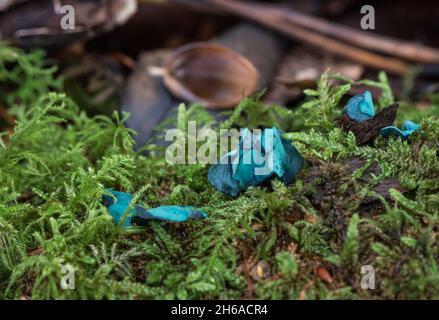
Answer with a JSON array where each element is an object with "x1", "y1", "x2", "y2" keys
[{"x1": 0, "y1": 45, "x2": 438, "y2": 299}]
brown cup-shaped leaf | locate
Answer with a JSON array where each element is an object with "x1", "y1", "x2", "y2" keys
[{"x1": 163, "y1": 42, "x2": 259, "y2": 109}]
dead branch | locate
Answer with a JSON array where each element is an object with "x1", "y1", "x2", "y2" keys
[{"x1": 205, "y1": 0, "x2": 411, "y2": 75}]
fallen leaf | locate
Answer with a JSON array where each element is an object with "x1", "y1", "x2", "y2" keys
[{"x1": 316, "y1": 266, "x2": 333, "y2": 284}]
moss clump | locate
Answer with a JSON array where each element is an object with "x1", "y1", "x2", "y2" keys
[{"x1": 0, "y1": 45, "x2": 438, "y2": 299}]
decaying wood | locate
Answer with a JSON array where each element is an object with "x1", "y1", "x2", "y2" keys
[
  {"x1": 337, "y1": 104, "x2": 399, "y2": 145},
  {"x1": 369, "y1": 178, "x2": 405, "y2": 201},
  {"x1": 205, "y1": 0, "x2": 413, "y2": 75},
  {"x1": 304, "y1": 157, "x2": 405, "y2": 215}
]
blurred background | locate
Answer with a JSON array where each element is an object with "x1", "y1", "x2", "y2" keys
[{"x1": 1, "y1": 0, "x2": 438, "y2": 147}]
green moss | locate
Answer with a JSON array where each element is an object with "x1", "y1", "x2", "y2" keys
[{"x1": 0, "y1": 44, "x2": 438, "y2": 299}]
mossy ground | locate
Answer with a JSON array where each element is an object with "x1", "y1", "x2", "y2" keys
[{"x1": 0, "y1": 45, "x2": 438, "y2": 299}]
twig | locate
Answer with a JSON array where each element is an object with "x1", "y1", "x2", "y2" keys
[
  {"x1": 205, "y1": 0, "x2": 412, "y2": 75},
  {"x1": 252, "y1": 1, "x2": 439, "y2": 64},
  {"x1": 242, "y1": 259, "x2": 255, "y2": 299}
]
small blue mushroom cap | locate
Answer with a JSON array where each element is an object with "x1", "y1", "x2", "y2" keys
[
  {"x1": 102, "y1": 189, "x2": 207, "y2": 226},
  {"x1": 342, "y1": 90, "x2": 375, "y2": 122},
  {"x1": 401, "y1": 120, "x2": 421, "y2": 132},
  {"x1": 208, "y1": 127, "x2": 303, "y2": 196},
  {"x1": 102, "y1": 189, "x2": 135, "y2": 227},
  {"x1": 380, "y1": 120, "x2": 421, "y2": 139}
]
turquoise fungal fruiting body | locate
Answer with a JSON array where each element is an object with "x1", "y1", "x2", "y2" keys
[
  {"x1": 341, "y1": 91, "x2": 420, "y2": 140},
  {"x1": 342, "y1": 90, "x2": 375, "y2": 122},
  {"x1": 380, "y1": 120, "x2": 421, "y2": 139},
  {"x1": 208, "y1": 127, "x2": 303, "y2": 196},
  {"x1": 135, "y1": 205, "x2": 207, "y2": 223},
  {"x1": 102, "y1": 190, "x2": 135, "y2": 227},
  {"x1": 102, "y1": 189, "x2": 207, "y2": 226}
]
